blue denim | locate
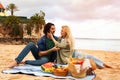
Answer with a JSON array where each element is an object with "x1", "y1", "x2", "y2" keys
[
  {"x1": 37, "y1": 35, "x2": 57, "y2": 62},
  {"x1": 73, "y1": 50, "x2": 104, "y2": 68},
  {"x1": 15, "y1": 42, "x2": 49, "y2": 66}
]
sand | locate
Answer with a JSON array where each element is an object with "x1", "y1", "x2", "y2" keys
[{"x1": 0, "y1": 44, "x2": 120, "y2": 80}]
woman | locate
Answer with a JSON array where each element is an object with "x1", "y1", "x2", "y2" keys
[
  {"x1": 50, "y1": 25, "x2": 74, "y2": 64},
  {"x1": 50, "y1": 25, "x2": 112, "y2": 69}
]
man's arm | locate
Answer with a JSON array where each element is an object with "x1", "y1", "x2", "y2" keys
[{"x1": 38, "y1": 46, "x2": 60, "y2": 56}]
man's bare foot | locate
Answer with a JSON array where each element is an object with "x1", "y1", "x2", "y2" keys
[
  {"x1": 20, "y1": 61, "x2": 25, "y2": 64},
  {"x1": 7, "y1": 60, "x2": 18, "y2": 68}
]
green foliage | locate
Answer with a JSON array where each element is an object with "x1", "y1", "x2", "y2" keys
[
  {"x1": 3, "y1": 16, "x2": 23, "y2": 38},
  {"x1": 12, "y1": 24, "x2": 20, "y2": 36},
  {"x1": 26, "y1": 23, "x2": 32, "y2": 36},
  {"x1": 0, "y1": 16, "x2": 7, "y2": 22},
  {"x1": 1, "y1": 2, "x2": 46, "y2": 38},
  {"x1": 4, "y1": 16, "x2": 20, "y2": 25},
  {"x1": 30, "y1": 10, "x2": 45, "y2": 33}
]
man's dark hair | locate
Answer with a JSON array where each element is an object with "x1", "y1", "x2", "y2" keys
[{"x1": 43, "y1": 22, "x2": 54, "y2": 35}]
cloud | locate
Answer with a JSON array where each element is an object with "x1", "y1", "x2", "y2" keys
[
  {"x1": 1, "y1": 0, "x2": 120, "y2": 39},
  {"x1": 2, "y1": 0, "x2": 42, "y2": 17},
  {"x1": 2, "y1": 0, "x2": 120, "y2": 21},
  {"x1": 38, "y1": 0, "x2": 120, "y2": 21},
  {"x1": 59, "y1": 0, "x2": 120, "y2": 21}
]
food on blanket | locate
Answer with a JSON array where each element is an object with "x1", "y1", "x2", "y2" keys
[
  {"x1": 52, "y1": 64, "x2": 61, "y2": 69},
  {"x1": 53, "y1": 67, "x2": 68, "y2": 76},
  {"x1": 72, "y1": 60, "x2": 84, "y2": 65},
  {"x1": 71, "y1": 58, "x2": 84, "y2": 65},
  {"x1": 41, "y1": 62, "x2": 55, "y2": 73},
  {"x1": 67, "y1": 57, "x2": 84, "y2": 65}
]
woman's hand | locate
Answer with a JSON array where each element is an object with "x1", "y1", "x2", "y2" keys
[{"x1": 48, "y1": 32, "x2": 54, "y2": 40}]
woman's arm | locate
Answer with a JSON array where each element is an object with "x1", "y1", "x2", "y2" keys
[{"x1": 50, "y1": 33, "x2": 69, "y2": 48}]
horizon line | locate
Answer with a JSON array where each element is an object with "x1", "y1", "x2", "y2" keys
[{"x1": 75, "y1": 37, "x2": 120, "y2": 40}]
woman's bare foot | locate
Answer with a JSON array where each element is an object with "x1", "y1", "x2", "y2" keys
[
  {"x1": 104, "y1": 64, "x2": 113, "y2": 68},
  {"x1": 89, "y1": 59, "x2": 97, "y2": 70},
  {"x1": 7, "y1": 60, "x2": 18, "y2": 68}
]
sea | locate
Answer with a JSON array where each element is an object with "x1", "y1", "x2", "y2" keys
[{"x1": 74, "y1": 38, "x2": 120, "y2": 52}]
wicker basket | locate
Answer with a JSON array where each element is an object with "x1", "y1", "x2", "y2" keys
[
  {"x1": 53, "y1": 68, "x2": 68, "y2": 76},
  {"x1": 68, "y1": 62, "x2": 87, "y2": 78}
]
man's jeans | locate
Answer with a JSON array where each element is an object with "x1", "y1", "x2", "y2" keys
[{"x1": 15, "y1": 42, "x2": 49, "y2": 66}]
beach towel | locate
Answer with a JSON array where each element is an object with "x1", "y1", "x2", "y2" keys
[{"x1": 2, "y1": 64, "x2": 96, "y2": 80}]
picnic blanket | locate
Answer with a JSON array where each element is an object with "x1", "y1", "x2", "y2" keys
[{"x1": 2, "y1": 64, "x2": 96, "y2": 80}]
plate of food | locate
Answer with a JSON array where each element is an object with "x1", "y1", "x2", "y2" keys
[{"x1": 40, "y1": 62, "x2": 55, "y2": 73}]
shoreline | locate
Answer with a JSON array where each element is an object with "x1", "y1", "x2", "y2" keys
[{"x1": 0, "y1": 44, "x2": 120, "y2": 80}]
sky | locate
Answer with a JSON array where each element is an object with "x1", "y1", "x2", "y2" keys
[{"x1": 1, "y1": 0, "x2": 120, "y2": 39}]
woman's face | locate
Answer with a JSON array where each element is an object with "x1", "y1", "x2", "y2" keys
[{"x1": 61, "y1": 28, "x2": 66, "y2": 38}]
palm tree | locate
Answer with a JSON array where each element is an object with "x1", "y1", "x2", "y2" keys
[
  {"x1": 30, "y1": 10, "x2": 45, "y2": 37},
  {"x1": 6, "y1": 3, "x2": 18, "y2": 16}
]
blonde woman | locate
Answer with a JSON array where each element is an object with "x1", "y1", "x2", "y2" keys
[
  {"x1": 50, "y1": 25, "x2": 74, "y2": 64},
  {"x1": 50, "y1": 25, "x2": 112, "y2": 69}
]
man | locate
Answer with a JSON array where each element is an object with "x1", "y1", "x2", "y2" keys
[{"x1": 8, "y1": 22, "x2": 59, "y2": 68}]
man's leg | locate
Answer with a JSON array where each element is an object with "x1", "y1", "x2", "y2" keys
[
  {"x1": 15, "y1": 42, "x2": 39, "y2": 63},
  {"x1": 25, "y1": 56, "x2": 49, "y2": 66},
  {"x1": 8, "y1": 42, "x2": 39, "y2": 68}
]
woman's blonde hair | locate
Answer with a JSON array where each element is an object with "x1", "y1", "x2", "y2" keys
[{"x1": 61, "y1": 25, "x2": 74, "y2": 51}]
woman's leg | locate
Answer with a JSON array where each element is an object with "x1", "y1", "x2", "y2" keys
[
  {"x1": 89, "y1": 59, "x2": 97, "y2": 70},
  {"x1": 86, "y1": 54, "x2": 112, "y2": 68},
  {"x1": 74, "y1": 51, "x2": 104, "y2": 68},
  {"x1": 85, "y1": 54, "x2": 104, "y2": 68}
]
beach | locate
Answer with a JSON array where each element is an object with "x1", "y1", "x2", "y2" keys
[{"x1": 0, "y1": 44, "x2": 120, "y2": 80}]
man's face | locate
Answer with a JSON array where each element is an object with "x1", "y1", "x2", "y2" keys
[{"x1": 49, "y1": 25, "x2": 55, "y2": 34}]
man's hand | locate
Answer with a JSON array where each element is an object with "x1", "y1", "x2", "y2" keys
[
  {"x1": 38, "y1": 46, "x2": 60, "y2": 56},
  {"x1": 51, "y1": 46, "x2": 60, "y2": 51}
]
